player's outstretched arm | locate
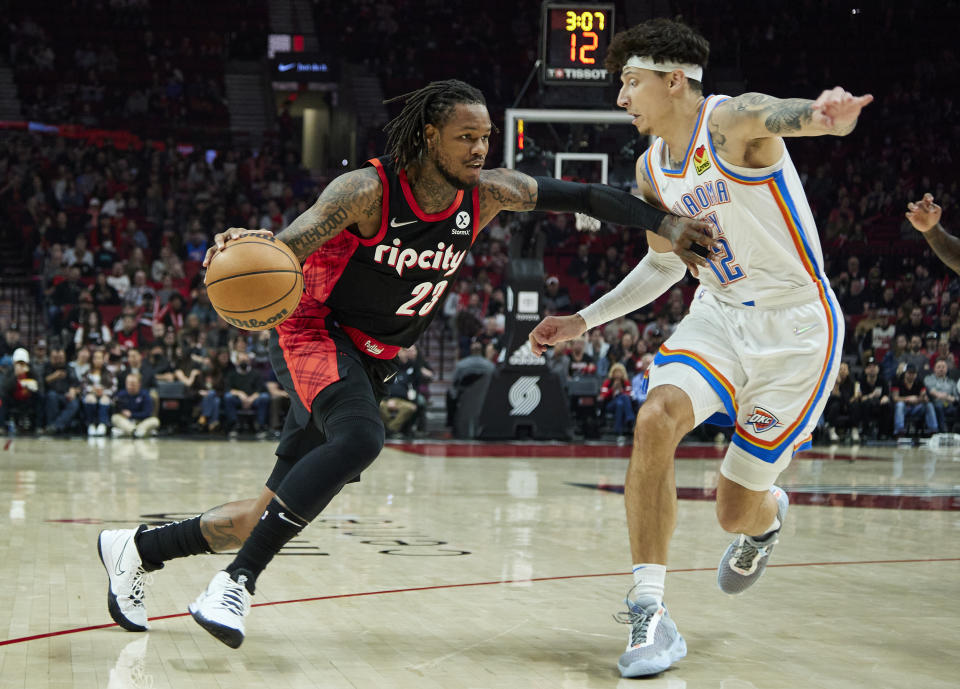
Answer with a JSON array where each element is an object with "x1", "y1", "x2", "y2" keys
[
  {"x1": 712, "y1": 88, "x2": 873, "y2": 141},
  {"x1": 907, "y1": 193, "x2": 960, "y2": 275},
  {"x1": 477, "y1": 168, "x2": 716, "y2": 272},
  {"x1": 203, "y1": 167, "x2": 383, "y2": 266}
]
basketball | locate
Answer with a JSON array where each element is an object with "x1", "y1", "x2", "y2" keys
[{"x1": 204, "y1": 232, "x2": 303, "y2": 331}]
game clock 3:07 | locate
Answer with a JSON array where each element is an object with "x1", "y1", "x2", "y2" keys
[{"x1": 540, "y1": 2, "x2": 615, "y2": 85}]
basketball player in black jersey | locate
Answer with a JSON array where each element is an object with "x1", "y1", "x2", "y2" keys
[{"x1": 97, "y1": 79, "x2": 716, "y2": 648}]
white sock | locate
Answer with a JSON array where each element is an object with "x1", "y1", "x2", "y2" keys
[
  {"x1": 631, "y1": 563, "x2": 666, "y2": 606},
  {"x1": 760, "y1": 516, "x2": 780, "y2": 537}
]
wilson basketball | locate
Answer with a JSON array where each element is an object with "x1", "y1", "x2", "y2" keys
[{"x1": 204, "y1": 232, "x2": 303, "y2": 331}]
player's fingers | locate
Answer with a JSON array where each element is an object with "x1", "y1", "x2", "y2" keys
[
  {"x1": 856, "y1": 94, "x2": 874, "y2": 107},
  {"x1": 923, "y1": 193, "x2": 934, "y2": 203},
  {"x1": 907, "y1": 202, "x2": 917, "y2": 211}
]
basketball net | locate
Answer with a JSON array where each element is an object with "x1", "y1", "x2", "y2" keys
[{"x1": 575, "y1": 213, "x2": 601, "y2": 232}]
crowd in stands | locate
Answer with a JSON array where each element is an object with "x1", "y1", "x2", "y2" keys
[
  {"x1": 1, "y1": 1, "x2": 958, "y2": 444},
  {"x1": 5, "y1": 0, "x2": 266, "y2": 139}
]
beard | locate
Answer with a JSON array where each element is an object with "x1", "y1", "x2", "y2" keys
[{"x1": 435, "y1": 152, "x2": 479, "y2": 190}]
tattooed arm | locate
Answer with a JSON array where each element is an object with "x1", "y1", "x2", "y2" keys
[
  {"x1": 709, "y1": 87, "x2": 873, "y2": 168},
  {"x1": 203, "y1": 167, "x2": 383, "y2": 266}
]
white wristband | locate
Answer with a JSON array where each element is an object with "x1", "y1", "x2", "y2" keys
[{"x1": 578, "y1": 250, "x2": 687, "y2": 331}]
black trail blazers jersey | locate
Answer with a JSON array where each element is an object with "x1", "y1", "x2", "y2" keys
[{"x1": 291, "y1": 156, "x2": 481, "y2": 357}]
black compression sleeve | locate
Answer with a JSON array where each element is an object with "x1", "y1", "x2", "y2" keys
[{"x1": 533, "y1": 176, "x2": 668, "y2": 231}]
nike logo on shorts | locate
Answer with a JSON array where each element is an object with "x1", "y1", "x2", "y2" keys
[
  {"x1": 390, "y1": 217, "x2": 416, "y2": 228},
  {"x1": 793, "y1": 324, "x2": 817, "y2": 335}
]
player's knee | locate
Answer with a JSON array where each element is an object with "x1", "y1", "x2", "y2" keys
[
  {"x1": 634, "y1": 389, "x2": 686, "y2": 439},
  {"x1": 715, "y1": 501, "x2": 752, "y2": 533},
  {"x1": 333, "y1": 414, "x2": 385, "y2": 466}
]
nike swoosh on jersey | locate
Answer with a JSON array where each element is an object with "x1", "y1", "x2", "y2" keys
[
  {"x1": 390, "y1": 217, "x2": 417, "y2": 227},
  {"x1": 793, "y1": 324, "x2": 817, "y2": 335}
]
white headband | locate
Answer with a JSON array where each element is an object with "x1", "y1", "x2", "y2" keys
[{"x1": 624, "y1": 55, "x2": 703, "y2": 82}]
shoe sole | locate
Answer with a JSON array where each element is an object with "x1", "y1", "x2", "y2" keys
[
  {"x1": 618, "y1": 634, "x2": 687, "y2": 677},
  {"x1": 189, "y1": 605, "x2": 244, "y2": 649},
  {"x1": 97, "y1": 533, "x2": 148, "y2": 632}
]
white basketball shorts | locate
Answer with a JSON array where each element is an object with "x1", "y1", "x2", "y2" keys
[{"x1": 648, "y1": 285, "x2": 844, "y2": 491}]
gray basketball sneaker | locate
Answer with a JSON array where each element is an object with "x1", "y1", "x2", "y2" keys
[
  {"x1": 98, "y1": 527, "x2": 151, "y2": 631},
  {"x1": 615, "y1": 597, "x2": 687, "y2": 677},
  {"x1": 717, "y1": 485, "x2": 789, "y2": 594}
]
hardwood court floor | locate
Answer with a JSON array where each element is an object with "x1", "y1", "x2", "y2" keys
[{"x1": 0, "y1": 436, "x2": 958, "y2": 688}]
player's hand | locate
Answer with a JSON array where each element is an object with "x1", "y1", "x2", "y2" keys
[
  {"x1": 811, "y1": 87, "x2": 873, "y2": 131},
  {"x1": 655, "y1": 215, "x2": 718, "y2": 277},
  {"x1": 202, "y1": 228, "x2": 274, "y2": 267},
  {"x1": 528, "y1": 314, "x2": 587, "y2": 356},
  {"x1": 905, "y1": 193, "x2": 942, "y2": 233}
]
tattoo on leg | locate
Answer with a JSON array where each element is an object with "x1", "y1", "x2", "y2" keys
[{"x1": 200, "y1": 504, "x2": 244, "y2": 552}]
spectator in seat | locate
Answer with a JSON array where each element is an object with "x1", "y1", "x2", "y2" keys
[
  {"x1": 586, "y1": 327, "x2": 611, "y2": 379},
  {"x1": 823, "y1": 361, "x2": 857, "y2": 443},
  {"x1": 892, "y1": 364, "x2": 938, "y2": 440},
  {"x1": 111, "y1": 372, "x2": 159, "y2": 438},
  {"x1": 447, "y1": 341, "x2": 495, "y2": 426},
  {"x1": 924, "y1": 358, "x2": 959, "y2": 433},
  {"x1": 197, "y1": 354, "x2": 226, "y2": 433},
  {"x1": 42, "y1": 346, "x2": 81, "y2": 434},
  {"x1": 881, "y1": 334, "x2": 910, "y2": 383},
  {"x1": 543, "y1": 276, "x2": 572, "y2": 314},
  {"x1": 0, "y1": 348, "x2": 42, "y2": 433},
  {"x1": 378, "y1": 347, "x2": 422, "y2": 437},
  {"x1": 565, "y1": 335, "x2": 596, "y2": 379},
  {"x1": 75, "y1": 309, "x2": 112, "y2": 350},
  {"x1": 82, "y1": 349, "x2": 115, "y2": 436},
  {"x1": 0, "y1": 324, "x2": 22, "y2": 363},
  {"x1": 852, "y1": 356, "x2": 891, "y2": 439},
  {"x1": 599, "y1": 362, "x2": 635, "y2": 437},
  {"x1": 223, "y1": 352, "x2": 269, "y2": 435}
]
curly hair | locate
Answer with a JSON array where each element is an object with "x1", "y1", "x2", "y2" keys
[
  {"x1": 605, "y1": 18, "x2": 710, "y2": 92},
  {"x1": 382, "y1": 79, "x2": 487, "y2": 171}
]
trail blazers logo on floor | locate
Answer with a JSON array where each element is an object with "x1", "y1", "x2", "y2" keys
[
  {"x1": 744, "y1": 406, "x2": 782, "y2": 433},
  {"x1": 693, "y1": 145, "x2": 711, "y2": 175}
]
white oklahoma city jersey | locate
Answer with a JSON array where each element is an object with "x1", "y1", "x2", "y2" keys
[
  {"x1": 642, "y1": 95, "x2": 843, "y2": 482},
  {"x1": 643, "y1": 94, "x2": 824, "y2": 308}
]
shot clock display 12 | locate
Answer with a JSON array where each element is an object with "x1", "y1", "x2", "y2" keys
[{"x1": 540, "y1": 2, "x2": 615, "y2": 86}]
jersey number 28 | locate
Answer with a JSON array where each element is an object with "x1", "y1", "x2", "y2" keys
[{"x1": 396, "y1": 280, "x2": 449, "y2": 317}]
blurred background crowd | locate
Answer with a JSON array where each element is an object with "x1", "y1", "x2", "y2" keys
[{"x1": 0, "y1": 0, "x2": 957, "y2": 444}]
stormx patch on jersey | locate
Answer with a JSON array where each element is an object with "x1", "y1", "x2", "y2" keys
[
  {"x1": 744, "y1": 406, "x2": 782, "y2": 433},
  {"x1": 373, "y1": 238, "x2": 466, "y2": 278}
]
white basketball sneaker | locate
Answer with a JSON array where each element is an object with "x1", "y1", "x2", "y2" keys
[
  {"x1": 98, "y1": 528, "x2": 150, "y2": 631},
  {"x1": 717, "y1": 485, "x2": 789, "y2": 594},
  {"x1": 616, "y1": 597, "x2": 687, "y2": 677},
  {"x1": 189, "y1": 569, "x2": 252, "y2": 648}
]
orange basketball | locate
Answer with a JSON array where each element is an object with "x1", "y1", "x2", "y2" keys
[{"x1": 204, "y1": 232, "x2": 303, "y2": 331}]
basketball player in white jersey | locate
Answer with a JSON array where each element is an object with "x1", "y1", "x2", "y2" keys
[{"x1": 529, "y1": 18, "x2": 872, "y2": 677}]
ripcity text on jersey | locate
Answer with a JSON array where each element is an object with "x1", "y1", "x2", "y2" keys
[{"x1": 278, "y1": 156, "x2": 480, "y2": 359}]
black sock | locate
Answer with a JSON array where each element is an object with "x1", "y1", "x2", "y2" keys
[
  {"x1": 135, "y1": 516, "x2": 213, "y2": 571},
  {"x1": 225, "y1": 499, "x2": 307, "y2": 593}
]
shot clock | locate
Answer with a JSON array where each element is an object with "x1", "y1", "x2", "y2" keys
[{"x1": 539, "y1": 2, "x2": 615, "y2": 85}]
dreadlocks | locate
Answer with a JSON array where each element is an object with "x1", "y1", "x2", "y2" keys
[{"x1": 382, "y1": 79, "x2": 487, "y2": 171}]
